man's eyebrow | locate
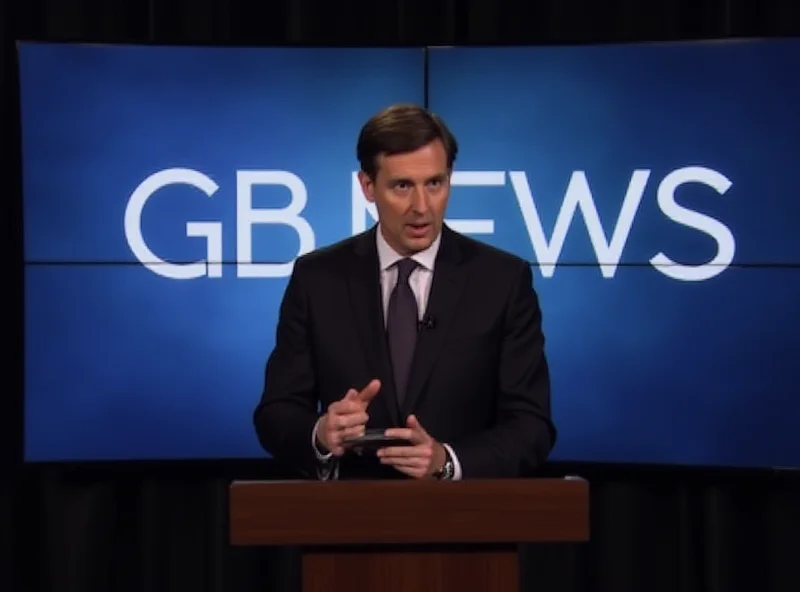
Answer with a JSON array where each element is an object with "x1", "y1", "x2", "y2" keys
[{"x1": 388, "y1": 174, "x2": 447, "y2": 184}]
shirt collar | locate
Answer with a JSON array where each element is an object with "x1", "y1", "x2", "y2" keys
[{"x1": 376, "y1": 225, "x2": 441, "y2": 273}]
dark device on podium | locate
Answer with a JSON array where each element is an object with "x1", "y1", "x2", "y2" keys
[
  {"x1": 229, "y1": 477, "x2": 590, "y2": 592},
  {"x1": 341, "y1": 429, "x2": 413, "y2": 451}
]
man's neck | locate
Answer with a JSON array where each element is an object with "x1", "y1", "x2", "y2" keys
[{"x1": 375, "y1": 224, "x2": 441, "y2": 271}]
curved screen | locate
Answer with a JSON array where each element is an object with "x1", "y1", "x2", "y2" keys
[
  {"x1": 19, "y1": 42, "x2": 425, "y2": 461},
  {"x1": 20, "y1": 40, "x2": 800, "y2": 468},
  {"x1": 428, "y1": 41, "x2": 800, "y2": 468}
]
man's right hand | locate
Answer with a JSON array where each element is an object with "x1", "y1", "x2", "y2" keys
[{"x1": 316, "y1": 379, "x2": 381, "y2": 457}]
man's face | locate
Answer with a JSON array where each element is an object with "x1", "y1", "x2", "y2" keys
[{"x1": 358, "y1": 139, "x2": 451, "y2": 256}]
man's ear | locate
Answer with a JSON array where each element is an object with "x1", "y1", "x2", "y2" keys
[{"x1": 357, "y1": 170, "x2": 375, "y2": 203}]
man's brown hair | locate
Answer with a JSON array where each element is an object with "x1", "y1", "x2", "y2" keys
[{"x1": 356, "y1": 104, "x2": 459, "y2": 179}]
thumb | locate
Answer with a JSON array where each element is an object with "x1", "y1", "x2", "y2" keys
[{"x1": 406, "y1": 414, "x2": 425, "y2": 433}]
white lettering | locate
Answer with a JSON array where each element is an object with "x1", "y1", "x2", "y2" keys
[
  {"x1": 125, "y1": 168, "x2": 314, "y2": 279},
  {"x1": 127, "y1": 166, "x2": 735, "y2": 282},
  {"x1": 650, "y1": 166, "x2": 735, "y2": 281},
  {"x1": 351, "y1": 171, "x2": 376, "y2": 235},
  {"x1": 448, "y1": 171, "x2": 502, "y2": 234},
  {"x1": 124, "y1": 168, "x2": 222, "y2": 280},
  {"x1": 236, "y1": 170, "x2": 315, "y2": 278},
  {"x1": 510, "y1": 170, "x2": 650, "y2": 278}
]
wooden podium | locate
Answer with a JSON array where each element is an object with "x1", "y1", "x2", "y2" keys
[{"x1": 229, "y1": 478, "x2": 589, "y2": 592}]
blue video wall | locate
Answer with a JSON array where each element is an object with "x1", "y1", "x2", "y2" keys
[
  {"x1": 19, "y1": 40, "x2": 800, "y2": 468},
  {"x1": 427, "y1": 42, "x2": 800, "y2": 469}
]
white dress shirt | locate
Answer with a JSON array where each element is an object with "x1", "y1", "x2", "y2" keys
[{"x1": 311, "y1": 227, "x2": 463, "y2": 480}]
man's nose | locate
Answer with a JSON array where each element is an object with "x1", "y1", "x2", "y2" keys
[{"x1": 410, "y1": 187, "x2": 430, "y2": 213}]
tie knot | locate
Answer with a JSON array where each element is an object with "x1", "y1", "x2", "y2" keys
[{"x1": 395, "y1": 258, "x2": 418, "y2": 285}]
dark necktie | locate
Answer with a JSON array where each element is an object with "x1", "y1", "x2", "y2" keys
[{"x1": 386, "y1": 258, "x2": 420, "y2": 407}]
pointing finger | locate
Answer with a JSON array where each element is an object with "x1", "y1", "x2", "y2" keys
[{"x1": 357, "y1": 379, "x2": 381, "y2": 402}]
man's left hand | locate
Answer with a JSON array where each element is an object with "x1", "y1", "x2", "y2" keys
[{"x1": 378, "y1": 415, "x2": 446, "y2": 479}]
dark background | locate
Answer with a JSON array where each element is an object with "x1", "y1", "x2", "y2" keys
[{"x1": 3, "y1": 1, "x2": 800, "y2": 591}]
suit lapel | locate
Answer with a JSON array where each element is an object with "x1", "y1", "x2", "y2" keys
[
  {"x1": 402, "y1": 226, "x2": 469, "y2": 417},
  {"x1": 346, "y1": 227, "x2": 401, "y2": 426}
]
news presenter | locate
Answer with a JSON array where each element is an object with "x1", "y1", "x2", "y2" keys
[{"x1": 254, "y1": 104, "x2": 556, "y2": 480}]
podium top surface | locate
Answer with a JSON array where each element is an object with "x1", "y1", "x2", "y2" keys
[{"x1": 229, "y1": 478, "x2": 589, "y2": 546}]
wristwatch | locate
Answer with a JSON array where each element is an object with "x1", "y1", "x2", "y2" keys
[{"x1": 433, "y1": 449, "x2": 455, "y2": 480}]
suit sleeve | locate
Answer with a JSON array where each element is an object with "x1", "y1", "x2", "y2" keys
[
  {"x1": 253, "y1": 257, "x2": 321, "y2": 477},
  {"x1": 451, "y1": 262, "x2": 557, "y2": 478}
]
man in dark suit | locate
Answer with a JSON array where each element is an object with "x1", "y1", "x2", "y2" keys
[{"x1": 254, "y1": 104, "x2": 555, "y2": 480}]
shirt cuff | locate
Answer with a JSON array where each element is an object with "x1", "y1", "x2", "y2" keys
[
  {"x1": 311, "y1": 417, "x2": 339, "y2": 480},
  {"x1": 311, "y1": 417, "x2": 333, "y2": 461},
  {"x1": 442, "y1": 443, "x2": 463, "y2": 481}
]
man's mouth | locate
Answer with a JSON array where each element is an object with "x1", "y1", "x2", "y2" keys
[{"x1": 405, "y1": 222, "x2": 432, "y2": 237}]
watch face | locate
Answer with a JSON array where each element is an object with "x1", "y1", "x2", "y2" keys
[{"x1": 441, "y1": 461, "x2": 454, "y2": 480}]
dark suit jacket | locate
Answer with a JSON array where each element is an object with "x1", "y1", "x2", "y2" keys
[{"x1": 253, "y1": 224, "x2": 556, "y2": 479}]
